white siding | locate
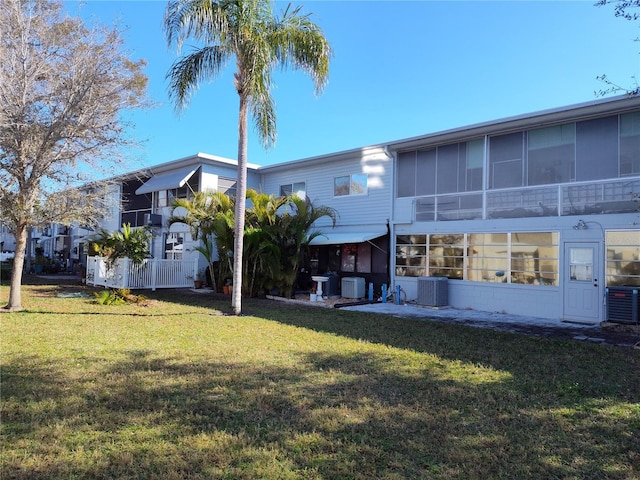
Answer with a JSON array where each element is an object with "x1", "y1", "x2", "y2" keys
[{"x1": 261, "y1": 147, "x2": 393, "y2": 229}]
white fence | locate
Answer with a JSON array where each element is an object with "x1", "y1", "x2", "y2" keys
[{"x1": 86, "y1": 256, "x2": 196, "y2": 290}]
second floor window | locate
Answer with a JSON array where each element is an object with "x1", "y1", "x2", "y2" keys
[
  {"x1": 334, "y1": 174, "x2": 368, "y2": 196},
  {"x1": 280, "y1": 182, "x2": 306, "y2": 199}
]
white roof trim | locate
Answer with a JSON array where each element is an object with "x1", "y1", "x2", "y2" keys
[
  {"x1": 309, "y1": 229, "x2": 386, "y2": 246},
  {"x1": 135, "y1": 166, "x2": 198, "y2": 195}
]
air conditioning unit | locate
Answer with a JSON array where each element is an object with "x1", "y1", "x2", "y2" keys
[
  {"x1": 342, "y1": 277, "x2": 365, "y2": 299},
  {"x1": 417, "y1": 277, "x2": 448, "y2": 307},
  {"x1": 606, "y1": 287, "x2": 639, "y2": 324}
]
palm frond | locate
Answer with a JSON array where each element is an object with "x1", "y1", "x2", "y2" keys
[{"x1": 166, "y1": 45, "x2": 230, "y2": 111}]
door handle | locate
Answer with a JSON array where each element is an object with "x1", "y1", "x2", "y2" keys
[{"x1": 594, "y1": 278, "x2": 598, "y2": 287}]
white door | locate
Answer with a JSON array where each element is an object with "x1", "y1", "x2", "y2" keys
[{"x1": 563, "y1": 242, "x2": 602, "y2": 323}]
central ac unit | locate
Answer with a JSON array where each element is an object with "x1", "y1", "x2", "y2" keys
[
  {"x1": 417, "y1": 277, "x2": 448, "y2": 307},
  {"x1": 342, "y1": 277, "x2": 365, "y2": 299},
  {"x1": 606, "y1": 286, "x2": 639, "y2": 324}
]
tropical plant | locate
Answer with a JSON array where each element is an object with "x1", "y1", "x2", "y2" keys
[
  {"x1": 241, "y1": 191, "x2": 336, "y2": 298},
  {"x1": 269, "y1": 195, "x2": 337, "y2": 298},
  {"x1": 94, "y1": 288, "x2": 148, "y2": 305},
  {"x1": 169, "y1": 191, "x2": 235, "y2": 291},
  {"x1": 164, "y1": 0, "x2": 331, "y2": 315},
  {"x1": 89, "y1": 223, "x2": 152, "y2": 267},
  {"x1": 243, "y1": 190, "x2": 290, "y2": 296}
]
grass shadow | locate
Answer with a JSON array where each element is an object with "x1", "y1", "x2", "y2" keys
[{"x1": 3, "y1": 348, "x2": 638, "y2": 479}]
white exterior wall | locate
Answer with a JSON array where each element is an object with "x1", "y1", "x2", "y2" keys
[
  {"x1": 260, "y1": 147, "x2": 393, "y2": 231},
  {"x1": 200, "y1": 163, "x2": 261, "y2": 192}
]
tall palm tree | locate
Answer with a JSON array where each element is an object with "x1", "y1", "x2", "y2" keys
[{"x1": 164, "y1": 0, "x2": 331, "y2": 314}]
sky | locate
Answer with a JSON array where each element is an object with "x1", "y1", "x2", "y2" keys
[{"x1": 66, "y1": 0, "x2": 640, "y2": 171}]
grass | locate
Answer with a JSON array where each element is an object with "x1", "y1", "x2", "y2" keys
[{"x1": 1, "y1": 278, "x2": 639, "y2": 479}]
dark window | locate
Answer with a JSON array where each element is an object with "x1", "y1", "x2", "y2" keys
[
  {"x1": 576, "y1": 115, "x2": 618, "y2": 181},
  {"x1": 489, "y1": 132, "x2": 524, "y2": 189}
]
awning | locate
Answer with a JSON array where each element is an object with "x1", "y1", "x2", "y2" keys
[
  {"x1": 135, "y1": 166, "x2": 198, "y2": 195},
  {"x1": 309, "y1": 229, "x2": 386, "y2": 246}
]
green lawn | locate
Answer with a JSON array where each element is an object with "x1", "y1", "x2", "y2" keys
[{"x1": 1, "y1": 280, "x2": 639, "y2": 479}]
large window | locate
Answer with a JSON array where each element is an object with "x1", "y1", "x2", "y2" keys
[
  {"x1": 575, "y1": 116, "x2": 618, "y2": 181},
  {"x1": 397, "y1": 139, "x2": 483, "y2": 197},
  {"x1": 527, "y1": 124, "x2": 575, "y2": 185},
  {"x1": 428, "y1": 234, "x2": 464, "y2": 279},
  {"x1": 334, "y1": 174, "x2": 368, "y2": 196},
  {"x1": 489, "y1": 132, "x2": 524, "y2": 189},
  {"x1": 510, "y1": 232, "x2": 558, "y2": 285},
  {"x1": 396, "y1": 232, "x2": 558, "y2": 286},
  {"x1": 606, "y1": 230, "x2": 640, "y2": 286},
  {"x1": 467, "y1": 233, "x2": 508, "y2": 282}
]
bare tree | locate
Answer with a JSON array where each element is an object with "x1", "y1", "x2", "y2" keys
[
  {"x1": 595, "y1": 0, "x2": 640, "y2": 95},
  {"x1": 0, "y1": 0, "x2": 149, "y2": 311}
]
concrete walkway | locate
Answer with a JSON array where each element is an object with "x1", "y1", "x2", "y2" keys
[{"x1": 339, "y1": 302, "x2": 640, "y2": 349}]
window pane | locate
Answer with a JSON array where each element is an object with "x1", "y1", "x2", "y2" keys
[
  {"x1": 415, "y1": 197, "x2": 435, "y2": 222},
  {"x1": 489, "y1": 132, "x2": 523, "y2": 188},
  {"x1": 280, "y1": 184, "x2": 292, "y2": 196},
  {"x1": 437, "y1": 144, "x2": 459, "y2": 194},
  {"x1": 334, "y1": 176, "x2": 349, "y2": 196},
  {"x1": 620, "y1": 112, "x2": 640, "y2": 176},
  {"x1": 569, "y1": 247, "x2": 593, "y2": 282},
  {"x1": 511, "y1": 232, "x2": 558, "y2": 285},
  {"x1": 527, "y1": 124, "x2": 575, "y2": 185},
  {"x1": 397, "y1": 151, "x2": 416, "y2": 197},
  {"x1": 416, "y1": 149, "x2": 436, "y2": 196},
  {"x1": 351, "y1": 174, "x2": 368, "y2": 195},
  {"x1": 395, "y1": 234, "x2": 426, "y2": 277},
  {"x1": 606, "y1": 230, "x2": 640, "y2": 286},
  {"x1": 164, "y1": 232, "x2": 184, "y2": 260},
  {"x1": 576, "y1": 115, "x2": 618, "y2": 181},
  {"x1": 428, "y1": 234, "x2": 464, "y2": 279},
  {"x1": 467, "y1": 233, "x2": 508, "y2": 282},
  {"x1": 466, "y1": 139, "x2": 484, "y2": 191}
]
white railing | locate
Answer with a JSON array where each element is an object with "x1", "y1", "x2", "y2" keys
[{"x1": 86, "y1": 256, "x2": 196, "y2": 290}]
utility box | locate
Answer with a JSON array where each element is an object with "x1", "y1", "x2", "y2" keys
[
  {"x1": 325, "y1": 272, "x2": 340, "y2": 297},
  {"x1": 417, "y1": 277, "x2": 448, "y2": 307},
  {"x1": 342, "y1": 277, "x2": 365, "y2": 299},
  {"x1": 606, "y1": 286, "x2": 639, "y2": 324}
]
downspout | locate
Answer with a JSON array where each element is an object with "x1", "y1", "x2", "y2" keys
[{"x1": 383, "y1": 146, "x2": 395, "y2": 289}]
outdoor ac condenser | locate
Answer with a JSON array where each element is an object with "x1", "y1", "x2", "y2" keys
[
  {"x1": 342, "y1": 277, "x2": 365, "y2": 299},
  {"x1": 606, "y1": 286, "x2": 639, "y2": 324},
  {"x1": 417, "y1": 277, "x2": 448, "y2": 307}
]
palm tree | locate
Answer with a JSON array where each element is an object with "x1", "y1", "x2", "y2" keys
[
  {"x1": 273, "y1": 195, "x2": 337, "y2": 298},
  {"x1": 164, "y1": 0, "x2": 331, "y2": 315},
  {"x1": 169, "y1": 191, "x2": 235, "y2": 291}
]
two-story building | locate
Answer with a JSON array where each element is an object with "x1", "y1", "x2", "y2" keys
[{"x1": 57, "y1": 94, "x2": 640, "y2": 323}]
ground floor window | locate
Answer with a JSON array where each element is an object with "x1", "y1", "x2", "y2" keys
[
  {"x1": 396, "y1": 232, "x2": 559, "y2": 286},
  {"x1": 606, "y1": 230, "x2": 640, "y2": 286},
  {"x1": 164, "y1": 232, "x2": 184, "y2": 260}
]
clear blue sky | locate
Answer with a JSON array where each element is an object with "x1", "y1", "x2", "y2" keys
[{"x1": 67, "y1": 1, "x2": 639, "y2": 170}]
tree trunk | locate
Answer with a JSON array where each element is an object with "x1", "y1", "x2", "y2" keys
[
  {"x1": 232, "y1": 92, "x2": 249, "y2": 315},
  {"x1": 5, "y1": 224, "x2": 27, "y2": 311}
]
